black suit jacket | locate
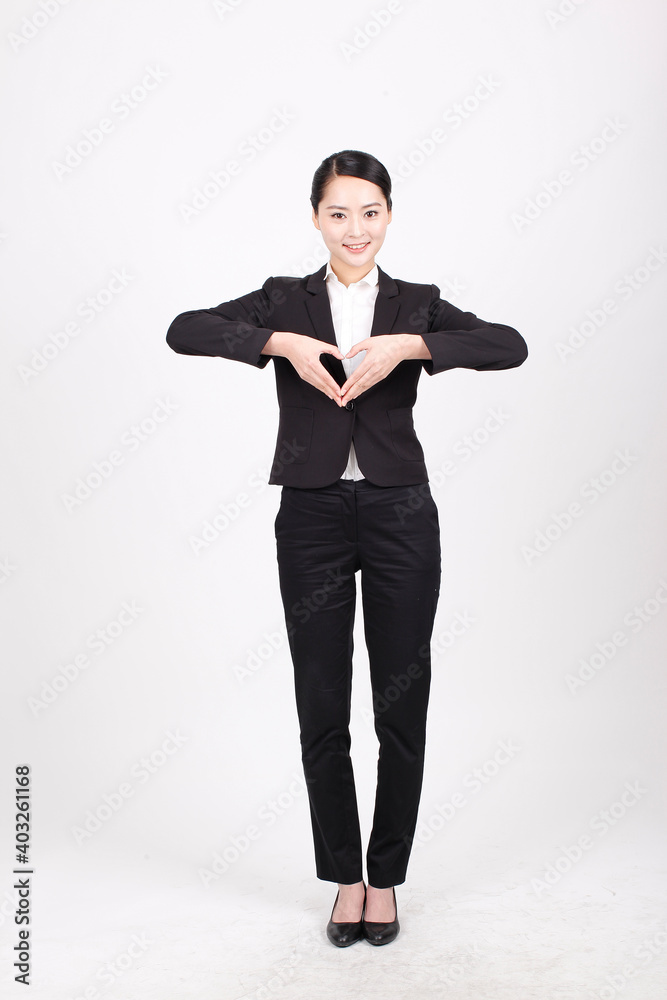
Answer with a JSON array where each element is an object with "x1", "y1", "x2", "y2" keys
[{"x1": 166, "y1": 263, "x2": 528, "y2": 487}]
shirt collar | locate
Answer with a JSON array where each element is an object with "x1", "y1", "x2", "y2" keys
[{"x1": 325, "y1": 260, "x2": 379, "y2": 289}]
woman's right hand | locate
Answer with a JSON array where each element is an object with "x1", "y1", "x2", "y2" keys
[{"x1": 263, "y1": 332, "x2": 346, "y2": 406}]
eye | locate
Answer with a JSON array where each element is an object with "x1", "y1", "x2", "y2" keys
[
  {"x1": 366, "y1": 210, "x2": 378, "y2": 217},
  {"x1": 331, "y1": 212, "x2": 345, "y2": 219}
]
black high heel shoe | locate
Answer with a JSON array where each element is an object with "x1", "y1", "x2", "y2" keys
[
  {"x1": 326, "y1": 883, "x2": 366, "y2": 947},
  {"x1": 362, "y1": 886, "x2": 400, "y2": 945}
]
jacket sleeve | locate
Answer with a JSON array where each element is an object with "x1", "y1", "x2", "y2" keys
[
  {"x1": 420, "y1": 284, "x2": 528, "y2": 375},
  {"x1": 166, "y1": 276, "x2": 276, "y2": 369}
]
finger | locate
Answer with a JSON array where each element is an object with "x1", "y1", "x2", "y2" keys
[
  {"x1": 314, "y1": 359, "x2": 345, "y2": 393},
  {"x1": 319, "y1": 343, "x2": 346, "y2": 360},
  {"x1": 324, "y1": 384, "x2": 344, "y2": 405},
  {"x1": 309, "y1": 376, "x2": 342, "y2": 401},
  {"x1": 313, "y1": 368, "x2": 345, "y2": 403},
  {"x1": 340, "y1": 360, "x2": 371, "y2": 395},
  {"x1": 339, "y1": 374, "x2": 356, "y2": 396},
  {"x1": 345, "y1": 342, "x2": 369, "y2": 359},
  {"x1": 340, "y1": 359, "x2": 388, "y2": 399},
  {"x1": 340, "y1": 373, "x2": 364, "y2": 399}
]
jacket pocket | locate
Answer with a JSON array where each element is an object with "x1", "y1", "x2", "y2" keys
[
  {"x1": 388, "y1": 407, "x2": 425, "y2": 463},
  {"x1": 272, "y1": 406, "x2": 313, "y2": 474}
]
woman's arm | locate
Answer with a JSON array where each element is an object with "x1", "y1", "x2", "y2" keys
[
  {"x1": 166, "y1": 277, "x2": 346, "y2": 403},
  {"x1": 419, "y1": 285, "x2": 528, "y2": 374},
  {"x1": 166, "y1": 277, "x2": 279, "y2": 368}
]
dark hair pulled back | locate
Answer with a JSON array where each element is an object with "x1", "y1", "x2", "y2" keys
[{"x1": 310, "y1": 149, "x2": 392, "y2": 213}]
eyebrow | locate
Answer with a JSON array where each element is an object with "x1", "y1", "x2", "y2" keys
[{"x1": 325, "y1": 202, "x2": 383, "y2": 210}]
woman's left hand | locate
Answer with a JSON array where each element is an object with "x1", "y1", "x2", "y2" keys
[{"x1": 338, "y1": 333, "x2": 429, "y2": 404}]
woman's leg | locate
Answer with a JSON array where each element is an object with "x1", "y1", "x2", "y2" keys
[
  {"x1": 356, "y1": 480, "x2": 441, "y2": 891},
  {"x1": 274, "y1": 484, "x2": 363, "y2": 885}
]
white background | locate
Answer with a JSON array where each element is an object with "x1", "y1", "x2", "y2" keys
[{"x1": 1, "y1": 0, "x2": 666, "y2": 997}]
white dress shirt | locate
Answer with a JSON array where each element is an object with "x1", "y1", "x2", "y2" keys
[{"x1": 324, "y1": 260, "x2": 379, "y2": 480}]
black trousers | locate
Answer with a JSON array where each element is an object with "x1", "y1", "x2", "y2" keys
[{"x1": 274, "y1": 477, "x2": 441, "y2": 889}]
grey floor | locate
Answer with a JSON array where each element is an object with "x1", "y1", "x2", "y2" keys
[{"x1": 4, "y1": 835, "x2": 665, "y2": 1000}]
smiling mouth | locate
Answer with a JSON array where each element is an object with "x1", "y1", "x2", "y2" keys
[{"x1": 344, "y1": 242, "x2": 370, "y2": 251}]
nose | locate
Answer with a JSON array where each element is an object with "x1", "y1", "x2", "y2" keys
[{"x1": 346, "y1": 215, "x2": 368, "y2": 238}]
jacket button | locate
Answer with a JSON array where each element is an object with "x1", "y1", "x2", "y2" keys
[{"x1": 345, "y1": 400, "x2": 354, "y2": 410}]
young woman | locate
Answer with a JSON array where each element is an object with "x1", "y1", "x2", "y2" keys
[{"x1": 166, "y1": 149, "x2": 527, "y2": 947}]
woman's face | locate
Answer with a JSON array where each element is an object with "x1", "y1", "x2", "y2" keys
[{"x1": 312, "y1": 174, "x2": 391, "y2": 277}]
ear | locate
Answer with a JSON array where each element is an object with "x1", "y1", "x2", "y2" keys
[
  {"x1": 312, "y1": 208, "x2": 320, "y2": 231},
  {"x1": 387, "y1": 208, "x2": 392, "y2": 224}
]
